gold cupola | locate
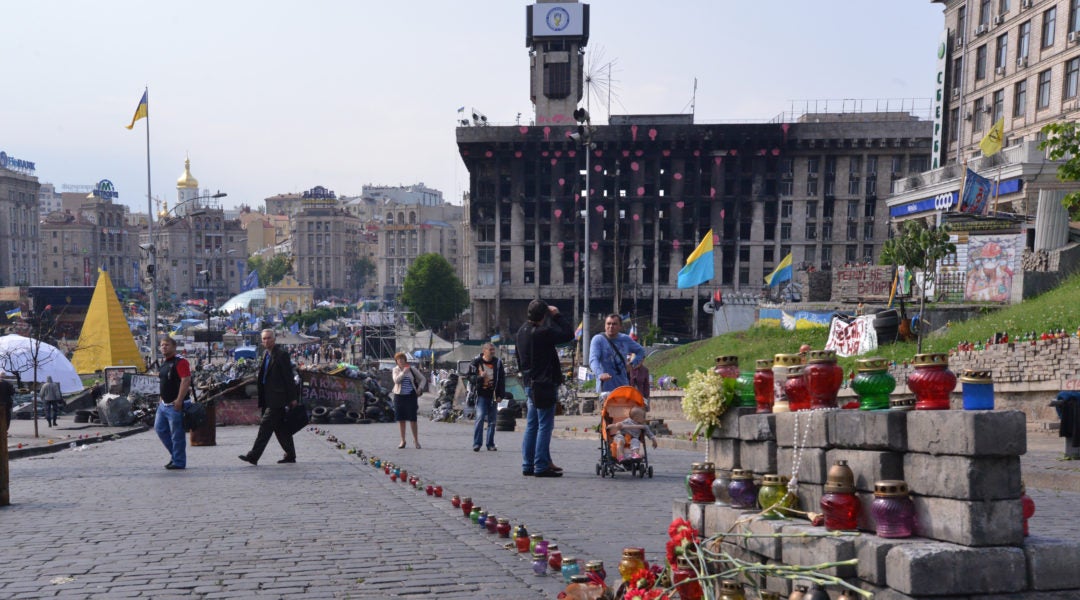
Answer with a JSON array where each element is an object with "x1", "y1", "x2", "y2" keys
[{"x1": 177, "y1": 157, "x2": 199, "y2": 189}]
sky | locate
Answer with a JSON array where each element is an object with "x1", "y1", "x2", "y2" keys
[{"x1": 1, "y1": 1, "x2": 945, "y2": 214}]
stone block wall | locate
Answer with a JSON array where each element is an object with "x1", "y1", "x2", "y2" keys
[{"x1": 672, "y1": 407, "x2": 1080, "y2": 598}]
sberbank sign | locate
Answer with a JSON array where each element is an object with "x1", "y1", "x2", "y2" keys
[
  {"x1": 0, "y1": 150, "x2": 36, "y2": 174},
  {"x1": 931, "y1": 29, "x2": 948, "y2": 170}
]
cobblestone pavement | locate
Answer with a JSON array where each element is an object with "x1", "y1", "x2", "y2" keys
[{"x1": 4, "y1": 413, "x2": 1079, "y2": 599}]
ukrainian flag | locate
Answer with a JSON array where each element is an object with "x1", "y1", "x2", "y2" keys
[
  {"x1": 125, "y1": 91, "x2": 148, "y2": 130},
  {"x1": 5, "y1": 307, "x2": 22, "y2": 320},
  {"x1": 764, "y1": 252, "x2": 793, "y2": 287},
  {"x1": 677, "y1": 229, "x2": 714, "y2": 289}
]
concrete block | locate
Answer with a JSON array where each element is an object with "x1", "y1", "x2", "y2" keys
[
  {"x1": 825, "y1": 449, "x2": 904, "y2": 493},
  {"x1": 775, "y1": 411, "x2": 830, "y2": 448},
  {"x1": 778, "y1": 447, "x2": 827, "y2": 484},
  {"x1": 912, "y1": 495, "x2": 1024, "y2": 547},
  {"x1": 739, "y1": 440, "x2": 777, "y2": 475},
  {"x1": 829, "y1": 409, "x2": 908, "y2": 450},
  {"x1": 738, "y1": 413, "x2": 776, "y2": 441},
  {"x1": 905, "y1": 410, "x2": 1026, "y2": 456},
  {"x1": 725, "y1": 515, "x2": 786, "y2": 561},
  {"x1": 712, "y1": 406, "x2": 755, "y2": 440},
  {"x1": 707, "y1": 437, "x2": 741, "y2": 470},
  {"x1": 904, "y1": 453, "x2": 1022, "y2": 500},
  {"x1": 719, "y1": 539, "x2": 766, "y2": 565},
  {"x1": 703, "y1": 504, "x2": 753, "y2": 537},
  {"x1": 1025, "y1": 535, "x2": 1080, "y2": 590},
  {"x1": 854, "y1": 581, "x2": 968, "y2": 600},
  {"x1": 855, "y1": 490, "x2": 876, "y2": 533},
  {"x1": 885, "y1": 542, "x2": 1027, "y2": 595},
  {"x1": 856, "y1": 535, "x2": 924, "y2": 586},
  {"x1": 686, "y1": 501, "x2": 707, "y2": 537},
  {"x1": 793, "y1": 483, "x2": 823, "y2": 521},
  {"x1": 672, "y1": 500, "x2": 690, "y2": 523},
  {"x1": 779, "y1": 522, "x2": 857, "y2": 578}
]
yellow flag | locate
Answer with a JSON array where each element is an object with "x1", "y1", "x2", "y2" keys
[
  {"x1": 125, "y1": 91, "x2": 148, "y2": 130},
  {"x1": 979, "y1": 117, "x2": 1004, "y2": 157}
]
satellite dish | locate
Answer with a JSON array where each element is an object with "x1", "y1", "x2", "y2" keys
[{"x1": 702, "y1": 301, "x2": 715, "y2": 314}]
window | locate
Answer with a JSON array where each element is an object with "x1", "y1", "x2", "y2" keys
[
  {"x1": 980, "y1": 0, "x2": 991, "y2": 26},
  {"x1": 849, "y1": 176, "x2": 862, "y2": 195},
  {"x1": 807, "y1": 157, "x2": 819, "y2": 175},
  {"x1": 1014, "y1": 79, "x2": 1027, "y2": 117},
  {"x1": 805, "y1": 222, "x2": 817, "y2": 240},
  {"x1": 847, "y1": 201, "x2": 861, "y2": 219},
  {"x1": 974, "y1": 97, "x2": 986, "y2": 130},
  {"x1": 953, "y1": 57, "x2": 964, "y2": 89},
  {"x1": 959, "y1": 5, "x2": 968, "y2": 38},
  {"x1": 781, "y1": 200, "x2": 793, "y2": 218},
  {"x1": 950, "y1": 108, "x2": 961, "y2": 142},
  {"x1": 822, "y1": 222, "x2": 833, "y2": 241},
  {"x1": 847, "y1": 222, "x2": 858, "y2": 241},
  {"x1": 1000, "y1": 0, "x2": 1010, "y2": 13},
  {"x1": 849, "y1": 156, "x2": 861, "y2": 174},
  {"x1": 910, "y1": 155, "x2": 931, "y2": 172},
  {"x1": 781, "y1": 223, "x2": 792, "y2": 241},
  {"x1": 995, "y1": 33, "x2": 1009, "y2": 69},
  {"x1": 846, "y1": 244, "x2": 859, "y2": 263},
  {"x1": 891, "y1": 155, "x2": 904, "y2": 175},
  {"x1": 806, "y1": 200, "x2": 818, "y2": 219},
  {"x1": 806, "y1": 178, "x2": 818, "y2": 196},
  {"x1": 1066, "y1": 58, "x2": 1080, "y2": 101},
  {"x1": 1073, "y1": 0, "x2": 1080, "y2": 32},
  {"x1": 1018, "y1": 21, "x2": 1031, "y2": 58},
  {"x1": 992, "y1": 89, "x2": 1005, "y2": 122},
  {"x1": 867, "y1": 156, "x2": 877, "y2": 174},
  {"x1": 976, "y1": 45, "x2": 988, "y2": 79},
  {"x1": 779, "y1": 180, "x2": 793, "y2": 196},
  {"x1": 1038, "y1": 69, "x2": 1052, "y2": 108},
  {"x1": 825, "y1": 156, "x2": 837, "y2": 175},
  {"x1": 864, "y1": 222, "x2": 875, "y2": 241},
  {"x1": 1044, "y1": 7, "x2": 1057, "y2": 47}
]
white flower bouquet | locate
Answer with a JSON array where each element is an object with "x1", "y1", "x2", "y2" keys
[{"x1": 680, "y1": 368, "x2": 737, "y2": 439}]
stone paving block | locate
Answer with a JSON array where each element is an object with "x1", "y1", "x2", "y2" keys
[
  {"x1": 829, "y1": 409, "x2": 908, "y2": 450},
  {"x1": 778, "y1": 446, "x2": 827, "y2": 484},
  {"x1": 885, "y1": 541, "x2": 1027, "y2": 595},
  {"x1": 712, "y1": 406, "x2": 755, "y2": 440},
  {"x1": 726, "y1": 515, "x2": 786, "y2": 561},
  {"x1": 779, "y1": 522, "x2": 857, "y2": 578},
  {"x1": 912, "y1": 495, "x2": 1024, "y2": 546},
  {"x1": 904, "y1": 453, "x2": 1022, "y2": 500},
  {"x1": 738, "y1": 413, "x2": 777, "y2": 441},
  {"x1": 793, "y1": 482, "x2": 824, "y2": 522},
  {"x1": 739, "y1": 439, "x2": 777, "y2": 475},
  {"x1": 856, "y1": 535, "x2": 924, "y2": 586},
  {"x1": 703, "y1": 504, "x2": 756, "y2": 538},
  {"x1": 687, "y1": 501, "x2": 707, "y2": 536},
  {"x1": 855, "y1": 490, "x2": 877, "y2": 533},
  {"x1": 1025, "y1": 535, "x2": 1080, "y2": 590},
  {"x1": 906, "y1": 410, "x2": 1026, "y2": 456},
  {"x1": 707, "y1": 437, "x2": 741, "y2": 470},
  {"x1": 775, "y1": 411, "x2": 830, "y2": 448},
  {"x1": 855, "y1": 581, "x2": 969, "y2": 600},
  {"x1": 826, "y1": 448, "x2": 904, "y2": 493}
]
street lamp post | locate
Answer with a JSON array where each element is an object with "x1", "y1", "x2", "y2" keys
[
  {"x1": 572, "y1": 108, "x2": 593, "y2": 367},
  {"x1": 200, "y1": 270, "x2": 212, "y2": 364}
]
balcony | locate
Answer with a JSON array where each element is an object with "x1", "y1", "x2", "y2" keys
[{"x1": 892, "y1": 140, "x2": 1048, "y2": 194}]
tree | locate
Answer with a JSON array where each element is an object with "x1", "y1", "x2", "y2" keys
[
  {"x1": 399, "y1": 254, "x2": 469, "y2": 328},
  {"x1": 247, "y1": 254, "x2": 292, "y2": 287},
  {"x1": 351, "y1": 256, "x2": 376, "y2": 294},
  {"x1": 1039, "y1": 121, "x2": 1080, "y2": 218},
  {"x1": 879, "y1": 220, "x2": 956, "y2": 352}
]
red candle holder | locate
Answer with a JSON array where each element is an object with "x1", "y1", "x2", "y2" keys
[
  {"x1": 753, "y1": 359, "x2": 774, "y2": 413},
  {"x1": 450, "y1": 494, "x2": 461, "y2": 508},
  {"x1": 460, "y1": 497, "x2": 473, "y2": 517},
  {"x1": 805, "y1": 350, "x2": 843, "y2": 410},
  {"x1": 784, "y1": 366, "x2": 810, "y2": 411},
  {"x1": 434, "y1": 486, "x2": 443, "y2": 498},
  {"x1": 425, "y1": 485, "x2": 434, "y2": 496},
  {"x1": 907, "y1": 353, "x2": 956, "y2": 410}
]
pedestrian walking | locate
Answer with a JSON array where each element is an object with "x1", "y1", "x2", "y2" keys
[
  {"x1": 469, "y1": 342, "x2": 505, "y2": 452},
  {"x1": 589, "y1": 313, "x2": 645, "y2": 394},
  {"x1": 240, "y1": 329, "x2": 300, "y2": 465},
  {"x1": 155, "y1": 337, "x2": 192, "y2": 470},
  {"x1": 392, "y1": 352, "x2": 426, "y2": 449},
  {"x1": 41, "y1": 375, "x2": 64, "y2": 427},
  {"x1": 516, "y1": 298, "x2": 573, "y2": 477}
]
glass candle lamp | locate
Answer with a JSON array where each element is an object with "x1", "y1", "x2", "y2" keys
[
  {"x1": 715, "y1": 355, "x2": 740, "y2": 379},
  {"x1": 960, "y1": 369, "x2": 995, "y2": 410},
  {"x1": 805, "y1": 349, "x2": 843, "y2": 409},
  {"x1": 907, "y1": 353, "x2": 956, "y2": 410},
  {"x1": 686, "y1": 461, "x2": 716, "y2": 503},
  {"x1": 852, "y1": 357, "x2": 895, "y2": 411},
  {"x1": 784, "y1": 365, "x2": 810, "y2": 412},
  {"x1": 727, "y1": 469, "x2": 758, "y2": 509},
  {"x1": 820, "y1": 460, "x2": 861, "y2": 531},
  {"x1": 753, "y1": 359, "x2": 775, "y2": 413},
  {"x1": 617, "y1": 547, "x2": 646, "y2": 583},
  {"x1": 560, "y1": 557, "x2": 580, "y2": 583},
  {"x1": 757, "y1": 474, "x2": 797, "y2": 519},
  {"x1": 871, "y1": 480, "x2": 915, "y2": 538}
]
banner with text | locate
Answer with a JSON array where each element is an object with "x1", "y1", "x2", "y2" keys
[{"x1": 824, "y1": 315, "x2": 878, "y2": 357}]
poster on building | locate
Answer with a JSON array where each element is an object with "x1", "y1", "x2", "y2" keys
[
  {"x1": 964, "y1": 234, "x2": 1020, "y2": 302},
  {"x1": 824, "y1": 315, "x2": 878, "y2": 358}
]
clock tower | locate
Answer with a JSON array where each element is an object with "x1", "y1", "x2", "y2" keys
[{"x1": 526, "y1": 1, "x2": 590, "y2": 124}]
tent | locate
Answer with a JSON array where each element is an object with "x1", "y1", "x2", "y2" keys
[
  {"x1": 71, "y1": 268, "x2": 144, "y2": 373},
  {"x1": 274, "y1": 331, "x2": 320, "y2": 345},
  {"x1": 0, "y1": 334, "x2": 84, "y2": 394},
  {"x1": 233, "y1": 346, "x2": 258, "y2": 360}
]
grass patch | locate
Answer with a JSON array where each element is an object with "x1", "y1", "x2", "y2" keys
[{"x1": 647, "y1": 271, "x2": 1080, "y2": 383}]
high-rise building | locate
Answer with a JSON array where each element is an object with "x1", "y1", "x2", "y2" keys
[
  {"x1": 0, "y1": 148, "x2": 41, "y2": 286},
  {"x1": 456, "y1": 1, "x2": 932, "y2": 340},
  {"x1": 291, "y1": 186, "x2": 363, "y2": 298},
  {"x1": 41, "y1": 181, "x2": 140, "y2": 289}
]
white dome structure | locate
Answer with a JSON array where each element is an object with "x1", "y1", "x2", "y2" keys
[{"x1": 218, "y1": 288, "x2": 267, "y2": 313}]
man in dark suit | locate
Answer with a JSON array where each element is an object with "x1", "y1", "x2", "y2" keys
[{"x1": 239, "y1": 329, "x2": 299, "y2": 465}]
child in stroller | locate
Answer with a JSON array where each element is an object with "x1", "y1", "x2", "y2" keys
[{"x1": 596, "y1": 386, "x2": 655, "y2": 478}]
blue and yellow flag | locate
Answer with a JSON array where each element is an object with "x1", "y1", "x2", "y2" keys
[
  {"x1": 5, "y1": 307, "x2": 22, "y2": 320},
  {"x1": 677, "y1": 229, "x2": 714, "y2": 289},
  {"x1": 764, "y1": 253, "x2": 793, "y2": 287},
  {"x1": 125, "y1": 91, "x2": 148, "y2": 130}
]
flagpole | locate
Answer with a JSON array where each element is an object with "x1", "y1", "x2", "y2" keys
[
  {"x1": 992, "y1": 162, "x2": 1003, "y2": 216},
  {"x1": 144, "y1": 87, "x2": 158, "y2": 368}
]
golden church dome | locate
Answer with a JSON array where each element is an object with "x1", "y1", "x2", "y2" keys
[{"x1": 177, "y1": 157, "x2": 199, "y2": 189}]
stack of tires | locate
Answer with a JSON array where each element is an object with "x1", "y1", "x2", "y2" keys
[
  {"x1": 873, "y1": 309, "x2": 900, "y2": 345},
  {"x1": 495, "y1": 400, "x2": 517, "y2": 432}
]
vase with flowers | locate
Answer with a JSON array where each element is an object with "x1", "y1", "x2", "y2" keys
[{"x1": 681, "y1": 369, "x2": 737, "y2": 440}]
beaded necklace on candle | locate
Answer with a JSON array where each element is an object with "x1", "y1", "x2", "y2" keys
[{"x1": 788, "y1": 410, "x2": 816, "y2": 491}]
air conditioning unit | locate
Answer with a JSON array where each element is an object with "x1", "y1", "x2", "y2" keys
[
  {"x1": 952, "y1": 87, "x2": 961, "y2": 99},
  {"x1": 975, "y1": 24, "x2": 988, "y2": 35},
  {"x1": 984, "y1": 104, "x2": 993, "y2": 113},
  {"x1": 994, "y1": 15, "x2": 1004, "y2": 26},
  {"x1": 1070, "y1": 31, "x2": 1078, "y2": 43},
  {"x1": 1021, "y1": 0, "x2": 1033, "y2": 8},
  {"x1": 808, "y1": 172, "x2": 819, "y2": 179},
  {"x1": 964, "y1": 111, "x2": 973, "y2": 120},
  {"x1": 782, "y1": 171, "x2": 793, "y2": 178},
  {"x1": 955, "y1": 36, "x2": 965, "y2": 49},
  {"x1": 996, "y1": 66, "x2": 1007, "y2": 76},
  {"x1": 1017, "y1": 57, "x2": 1028, "y2": 68}
]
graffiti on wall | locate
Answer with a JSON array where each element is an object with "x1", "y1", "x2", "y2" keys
[{"x1": 964, "y1": 234, "x2": 1020, "y2": 302}]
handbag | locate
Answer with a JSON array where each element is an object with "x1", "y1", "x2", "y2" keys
[{"x1": 284, "y1": 404, "x2": 310, "y2": 435}]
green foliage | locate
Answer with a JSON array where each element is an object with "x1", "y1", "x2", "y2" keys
[
  {"x1": 284, "y1": 306, "x2": 350, "y2": 328},
  {"x1": 399, "y1": 253, "x2": 469, "y2": 327},
  {"x1": 1039, "y1": 121, "x2": 1080, "y2": 216},
  {"x1": 648, "y1": 270, "x2": 1080, "y2": 381},
  {"x1": 247, "y1": 254, "x2": 291, "y2": 287},
  {"x1": 880, "y1": 220, "x2": 956, "y2": 351},
  {"x1": 351, "y1": 256, "x2": 376, "y2": 291}
]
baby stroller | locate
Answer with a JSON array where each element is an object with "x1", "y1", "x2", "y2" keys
[{"x1": 595, "y1": 386, "x2": 654, "y2": 479}]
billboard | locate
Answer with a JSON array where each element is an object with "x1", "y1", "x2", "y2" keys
[{"x1": 528, "y1": 2, "x2": 588, "y2": 40}]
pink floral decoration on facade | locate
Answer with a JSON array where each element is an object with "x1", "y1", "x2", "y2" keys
[{"x1": 648, "y1": 128, "x2": 657, "y2": 141}]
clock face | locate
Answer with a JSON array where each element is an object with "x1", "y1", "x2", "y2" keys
[{"x1": 545, "y1": 6, "x2": 570, "y2": 32}]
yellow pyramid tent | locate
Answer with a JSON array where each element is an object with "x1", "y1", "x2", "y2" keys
[{"x1": 72, "y1": 269, "x2": 145, "y2": 373}]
